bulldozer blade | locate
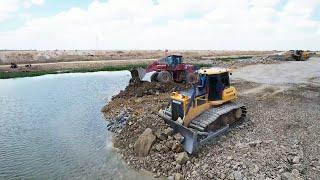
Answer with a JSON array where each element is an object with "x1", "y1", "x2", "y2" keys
[
  {"x1": 159, "y1": 109, "x2": 197, "y2": 153},
  {"x1": 159, "y1": 109, "x2": 229, "y2": 154}
]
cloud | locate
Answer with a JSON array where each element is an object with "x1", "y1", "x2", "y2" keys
[
  {"x1": 0, "y1": 0, "x2": 319, "y2": 50},
  {"x1": 23, "y1": 0, "x2": 44, "y2": 8},
  {"x1": 0, "y1": 0, "x2": 44, "y2": 21},
  {"x1": 0, "y1": 0, "x2": 19, "y2": 22},
  {"x1": 31, "y1": 0, "x2": 44, "y2": 5}
]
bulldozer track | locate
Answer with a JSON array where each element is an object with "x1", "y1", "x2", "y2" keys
[{"x1": 189, "y1": 102, "x2": 246, "y2": 132}]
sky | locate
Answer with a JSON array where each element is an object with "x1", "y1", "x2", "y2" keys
[{"x1": 0, "y1": 0, "x2": 319, "y2": 50}]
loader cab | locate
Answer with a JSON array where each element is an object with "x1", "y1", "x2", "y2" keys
[
  {"x1": 198, "y1": 68, "x2": 231, "y2": 101},
  {"x1": 160, "y1": 55, "x2": 183, "y2": 66}
]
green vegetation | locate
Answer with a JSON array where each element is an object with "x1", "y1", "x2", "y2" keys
[
  {"x1": 0, "y1": 63, "x2": 214, "y2": 79},
  {"x1": 0, "y1": 70, "x2": 59, "y2": 79},
  {"x1": 193, "y1": 63, "x2": 213, "y2": 69},
  {"x1": 0, "y1": 63, "x2": 149, "y2": 79},
  {"x1": 216, "y1": 56, "x2": 253, "y2": 61}
]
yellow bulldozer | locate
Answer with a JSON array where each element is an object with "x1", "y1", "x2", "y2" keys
[
  {"x1": 284, "y1": 50, "x2": 309, "y2": 61},
  {"x1": 159, "y1": 67, "x2": 246, "y2": 154}
]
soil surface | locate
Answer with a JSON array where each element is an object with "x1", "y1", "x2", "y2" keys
[
  {"x1": 0, "y1": 50, "x2": 277, "y2": 64},
  {"x1": 0, "y1": 50, "x2": 278, "y2": 73},
  {"x1": 102, "y1": 57, "x2": 320, "y2": 179},
  {"x1": 233, "y1": 57, "x2": 320, "y2": 85}
]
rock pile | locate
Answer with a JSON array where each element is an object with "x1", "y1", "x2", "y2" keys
[{"x1": 106, "y1": 110, "x2": 130, "y2": 133}]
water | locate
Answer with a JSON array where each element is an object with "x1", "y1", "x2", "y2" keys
[{"x1": 0, "y1": 71, "x2": 153, "y2": 180}]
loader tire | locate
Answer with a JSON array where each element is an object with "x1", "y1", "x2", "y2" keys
[
  {"x1": 151, "y1": 72, "x2": 159, "y2": 82},
  {"x1": 157, "y1": 71, "x2": 173, "y2": 83},
  {"x1": 186, "y1": 73, "x2": 197, "y2": 84}
]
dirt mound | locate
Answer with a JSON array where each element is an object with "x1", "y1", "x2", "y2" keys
[
  {"x1": 102, "y1": 80, "x2": 188, "y2": 120},
  {"x1": 112, "y1": 81, "x2": 187, "y2": 100}
]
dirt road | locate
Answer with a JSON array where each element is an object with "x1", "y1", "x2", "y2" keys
[{"x1": 233, "y1": 57, "x2": 320, "y2": 85}]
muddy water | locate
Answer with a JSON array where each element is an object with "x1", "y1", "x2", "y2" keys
[{"x1": 0, "y1": 71, "x2": 153, "y2": 179}]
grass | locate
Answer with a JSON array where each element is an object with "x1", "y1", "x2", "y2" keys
[
  {"x1": 0, "y1": 64, "x2": 149, "y2": 79},
  {"x1": 0, "y1": 63, "x2": 213, "y2": 79},
  {"x1": 216, "y1": 56, "x2": 253, "y2": 61},
  {"x1": 194, "y1": 63, "x2": 212, "y2": 69}
]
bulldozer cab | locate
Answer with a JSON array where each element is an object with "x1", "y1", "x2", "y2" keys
[
  {"x1": 198, "y1": 68, "x2": 231, "y2": 101},
  {"x1": 207, "y1": 73, "x2": 230, "y2": 100}
]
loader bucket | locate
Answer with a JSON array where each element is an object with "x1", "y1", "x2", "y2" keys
[{"x1": 130, "y1": 67, "x2": 146, "y2": 82}]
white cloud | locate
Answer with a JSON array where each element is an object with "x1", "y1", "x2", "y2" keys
[
  {"x1": 0, "y1": 0, "x2": 19, "y2": 22},
  {"x1": 0, "y1": 0, "x2": 44, "y2": 21},
  {"x1": 31, "y1": 0, "x2": 44, "y2": 5},
  {"x1": 0, "y1": 0, "x2": 319, "y2": 50},
  {"x1": 23, "y1": 0, "x2": 44, "y2": 8}
]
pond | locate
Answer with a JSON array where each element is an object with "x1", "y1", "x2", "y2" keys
[{"x1": 0, "y1": 71, "x2": 153, "y2": 179}]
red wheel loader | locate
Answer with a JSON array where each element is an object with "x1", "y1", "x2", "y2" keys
[{"x1": 131, "y1": 55, "x2": 198, "y2": 84}]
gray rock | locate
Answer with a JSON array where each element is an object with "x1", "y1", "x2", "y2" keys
[
  {"x1": 291, "y1": 169, "x2": 300, "y2": 176},
  {"x1": 292, "y1": 156, "x2": 300, "y2": 164},
  {"x1": 174, "y1": 173, "x2": 184, "y2": 180},
  {"x1": 155, "y1": 144, "x2": 163, "y2": 152},
  {"x1": 167, "y1": 176, "x2": 174, "y2": 180},
  {"x1": 164, "y1": 127, "x2": 174, "y2": 136},
  {"x1": 233, "y1": 171, "x2": 243, "y2": 180},
  {"x1": 250, "y1": 164, "x2": 259, "y2": 174},
  {"x1": 281, "y1": 170, "x2": 303, "y2": 180},
  {"x1": 281, "y1": 172, "x2": 293, "y2": 180},
  {"x1": 248, "y1": 140, "x2": 262, "y2": 147},
  {"x1": 274, "y1": 175, "x2": 281, "y2": 180},
  {"x1": 153, "y1": 171, "x2": 161, "y2": 178},
  {"x1": 173, "y1": 133, "x2": 184, "y2": 142},
  {"x1": 155, "y1": 130, "x2": 167, "y2": 141},
  {"x1": 172, "y1": 141, "x2": 183, "y2": 153},
  {"x1": 227, "y1": 172, "x2": 234, "y2": 180},
  {"x1": 175, "y1": 164, "x2": 182, "y2": 170},
  {"x1": 162, "y1": 145, "x2": 170, "y2": 153},
  {"x1": 256, "y1": 174, "x2": 265, "y2": 180},
  {"x1": 227, "y1": 156, "x2": 233, "y2": 160},
  {"x1": 134, "y1": 128, "x2": 156, "y2": 157},
  {"x1": 165, "y1": 140, "x2": 174, "y2": 148},
  {"x1": 176, "y1": 152, "x2": 189, "y2": 165},
  {"x1": 220, "y1": 173, "x2": 226, "y2": 179},
  {"x1": 292, "y1": 164, "x2": 303, "y2": 172}
]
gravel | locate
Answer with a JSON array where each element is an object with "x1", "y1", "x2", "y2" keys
[{"x1": 101, "y1": 58, "x2": 320, "y2": 179}]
